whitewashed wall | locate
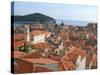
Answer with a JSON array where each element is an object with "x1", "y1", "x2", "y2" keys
[{"x1": 32, "y1": 34, "x2": 45, "y2": 44}]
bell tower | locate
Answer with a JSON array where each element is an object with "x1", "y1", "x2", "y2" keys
[{"x1": 24, "y1": 25, "x2": 30, "y2": 42}]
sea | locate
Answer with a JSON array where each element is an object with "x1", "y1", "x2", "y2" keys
[
  {"x1": 56, "y1": 19, "x2": 93, "y2": 26},
  {"x1": 14, "y1": 19, "x2": 94, "y2": 26}
]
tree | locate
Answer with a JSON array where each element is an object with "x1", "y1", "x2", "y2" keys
[{"x1": 19, "y1": 42, "x2": 31, "y2": 53}]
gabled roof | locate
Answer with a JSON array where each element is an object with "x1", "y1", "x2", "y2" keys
[
  {"x1": 68, "y1": 47, "x2": 87, "y2": 57},
  {"x1": 14, "y1": 34, "x2": 24, "y2": 40},
  {"x1": 31, "y1": 27, "x2": 44, "y2": 31},
  {"x1": 62, "y1": 47, "x2": 87, "y2": 64},
  {"x1": 14, "y1": 41, "x2": 24, "y2": 48},
  {"x1": 34, "y1": 66, "x2": 52, "y2": 72},
  {"x1": 61, "y1": 55, "x2": 70, "y2": 61},
  {"x1": 59, "y1": 32, "x2": 69, "y2": 40},
  {"x1": 91, "y1": 53, "x2": 97, "y2": 62},
  {"x1": 31, "y1": 30, "x2": 52, "y2": 37},
  {"x1": 33, "y1": 42, "x2": 54, "y2": 49},
  {"x1": 19, "y1": 58, "x2": 59, "y2": 65},
  {"x1": 60, "y1": 60, "x2": 76, "y2": 70},
  {"x1": 11, "y1": 50, "x2": 27, "y2": 58},
  {"x1": 22, "y1": 52, "x2": 42, "y2": 58}
]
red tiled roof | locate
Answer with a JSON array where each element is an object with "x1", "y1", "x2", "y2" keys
[
  {"x1": 22, "y1": 52, "x2": 42, "y2": 58},
  {"x1": 11, "y1": 51, "x2": 27, "y2": 58},
  {"x1": 62, "y1": 47, "x2": 87, "y2": 63},
  {"x1": 31, "y1": 30, "x2": 52, "y2": 37},
  {"x1": 60, "y1": 60, "x2": 76, "y2": 70},
  {"x1": 68, "y1": 47, "x2": 87, "y2": 57},
  {"x1": 86, "y1": 53, "x2": 97, "y2": 67},
  {"x1": 34, "y1": 42, "x2": 54, "y2": 49},
  {"x1": 91, "y1": 53, "x2": 97, "y2": 62},
  {"x1": 62, "y1": 55, "x2": 70, "y2": 61},
  {"x1": 34, "y1": 66, "x2": 52, "y2": 72},
  {"x1": 86, "y1": 54, "x2": 92, "y2": 65},
  {"x1": 59, "y1": 32, "x2": 69, "y2": 40},
  {"x1": 31, "y1": 27, "x2": 44, "y2": 30},
  {"x1": 20, "y1": 58, "x2": 59, "y2": 65},
  {"x1": 49, "y1": 56, "x2": 61, "y2": 61},
  {"x1": 14, "y1": 41, "x2": 24, "y2": 48},
  {"x1": 14, "y1": 34, "x2": 24, "y2": 40},
  {"x1": 92, "y1": 47, "x2": 97, "y2": 54}
]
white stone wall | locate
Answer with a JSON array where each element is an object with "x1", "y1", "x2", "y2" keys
[
  {"x1": 76, "y1": 55, "x2": 86, "y2": 70},
  {"x1": 32, "y1": 34, "x2": 45, "y2": 44}
]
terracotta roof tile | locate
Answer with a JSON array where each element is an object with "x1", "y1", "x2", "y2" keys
[
  {"x1": 91, "y1": 53, "x2": 97, "y2": 62},
  {"x1": 59, "y1": 32, "x2": 69, "y2": 40},
  {"x1": 14, "y1": 34, "x2": 24, "y2": 40},
  {"x1": 34, "y1": 42, "x2": 54, "y2": 49},
  {"x1": 50, "y1": 56, "x2": 61, "y2": 61},
  {"x1": 68, "y1": 47, "x2": 87, "y2": 57},
  {"x1": 11, "y1": 51, "x2": 27, "y2": 58},
  {"x1": 34, "y1": 66, "x2": 52, "y2": 72},
  {"x1": 20, "y1": 58, "x2": 59, "y2": 64},
  {"x1": 23, "y1": 52, "x2": 42, "y2": 58},
  {"x1": 14, "y1": 41, "x2": 24, "y2": 48},
  {"x1": 31, "y1": 30, "x2": 52, "y2": 37},
  {"x1": 62, "y1": 55, "x2": 70, "y2": 61},
  {"x1": 62, "y1": 47, "x2": 87, "y2": 63},
  {"x1": 60, "y1": 60, "x2": 76, "y2": 70},
  {"x1": 31, "y1": 27, "x2": 44, "y2": 30}
]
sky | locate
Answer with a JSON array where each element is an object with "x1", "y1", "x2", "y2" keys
[{"x1": 12, "y1": 1, "x2": 97, "y2": 22}]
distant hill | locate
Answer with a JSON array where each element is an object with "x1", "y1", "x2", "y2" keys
[{"x1": 12, "y1": 13, "x2": 56, "y2": 24}]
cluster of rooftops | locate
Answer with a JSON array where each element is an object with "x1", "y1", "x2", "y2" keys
[{"x1": 12, "y1": 23, "x2": 97, "y2": 73}]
